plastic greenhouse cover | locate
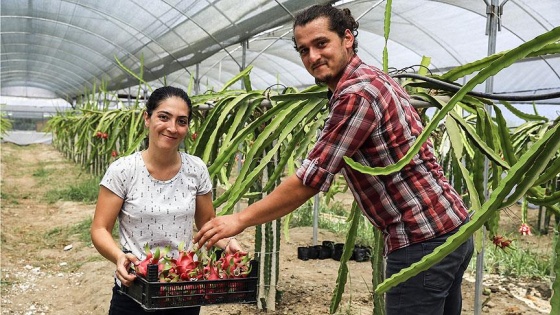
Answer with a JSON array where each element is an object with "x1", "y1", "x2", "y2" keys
[{"x1": 1, "y1": 0, "x2": 559, "y2": 111}]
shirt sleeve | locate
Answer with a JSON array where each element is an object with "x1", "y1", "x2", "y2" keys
[
  {"x1": 99, "y1": 157, "x2": 128, "y2": 199},
  {"x1": 194, "y1": 156, "x2": 212, "y2": 195},
  {"x1": 296, "y1": 92, "x2": 378, "y2": 192}
]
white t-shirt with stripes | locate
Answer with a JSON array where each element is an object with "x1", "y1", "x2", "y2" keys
[{"x1": 100, "y1": 151, "x2": 212, "y2": 260}]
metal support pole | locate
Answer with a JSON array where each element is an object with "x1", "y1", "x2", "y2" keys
[
  {"x1": 313, "y1": 194, "x2": 319, "y2": 245},
  {"x1": 475, "y1": 1, "x2": 507, "y2": 314},
  {"x1": 194, "y1": 63, "x2": 200, "y2": 95},
  {"x1": 234, "y1": 41, "x2": 249, "y2": 213},
  {"x1": 241, "y1": 40, "x2": 247, "y2": 72},
  {"x1": 312, "y1": 129, "x2": 320, "y2": 246}
]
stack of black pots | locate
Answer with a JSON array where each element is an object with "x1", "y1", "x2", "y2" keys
[{"x1": 297, "y1": 241, "x2": 371, "y2": 262}]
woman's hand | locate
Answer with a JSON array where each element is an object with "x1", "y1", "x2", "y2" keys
[
  {"x1": 115, "y1": 252, "x2": 138, "y2": 287},
  {"x1": 224, "y1": 238, "x2": 243, "y2": 254}
]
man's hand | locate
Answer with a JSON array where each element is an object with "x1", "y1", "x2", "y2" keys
[{"x1": 194, "y1": 213, "x2": 245, "y2": 249}]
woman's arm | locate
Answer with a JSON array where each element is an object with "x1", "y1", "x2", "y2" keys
[{"x1": 91, "y1": 186, "x2": 137, "y2": 286}]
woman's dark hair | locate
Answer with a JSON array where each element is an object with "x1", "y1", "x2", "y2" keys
[
  {"x1": 145, "y1": 86, "x2": 192, "y2": 123},
  {"x1": 292, "y1": 4, "x2": 359, "y2": 53}
]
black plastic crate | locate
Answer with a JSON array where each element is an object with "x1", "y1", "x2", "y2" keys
[{"x1": 119, "y1": 260, "x2": 258, "y2": 311}]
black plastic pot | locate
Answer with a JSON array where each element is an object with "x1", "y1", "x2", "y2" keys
[
  {"x1": 297, "y1": 246, "x2": 310, "y2": 261},
  {"x1": 332, "y1": 243, "x2": 345, "y2": 261},
  {"x1": 314, "y1": 245, "x2": 324, "y2": 259},
  {"x1": 322, "y1": 240, "x2": 334, "y2": 251},
  {"x1": 318, "y1": 245, "x2": 332, "y2": 259},
  {"x1": 353, "y1": 245, "x2": 373, "y2": 262},
  {"x1": 353, "y1": 247, "x2": 367, "y2": 262},
  {"x1": 307, "y1": 245, "x2": 320, "y2": 259}
]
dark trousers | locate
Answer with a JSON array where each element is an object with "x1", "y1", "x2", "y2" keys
[
  {"x1": 109, "y1": 284, "x2": 201, "y2": 315},
  {"x1": 385, "y1": 225, "x2": 474, "y2": 315}
]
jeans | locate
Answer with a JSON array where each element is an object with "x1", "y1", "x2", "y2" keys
[
  {"x1": 109, "y1": 283, "x2": 201, "y2": 315},
  {"x1": 385, "y1": 224, "x2": 474, "y2": 315}
]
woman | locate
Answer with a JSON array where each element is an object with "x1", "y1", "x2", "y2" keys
[{"x1": 91, "y1": 86, "x2": 241, "y2": 315}]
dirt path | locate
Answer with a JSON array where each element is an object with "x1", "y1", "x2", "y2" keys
[{"x1": 0, "y1": 143, "x2": 553, "y2": 314}]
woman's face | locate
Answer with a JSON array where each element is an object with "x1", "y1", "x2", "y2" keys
[{"x1": 144, "y1": 96, "x2": 190, "y2": 151}]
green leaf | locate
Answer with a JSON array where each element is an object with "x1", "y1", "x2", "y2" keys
[
  {"x1": 375, "y1": 122, "x2": 560, "y2": 294},
  {"x1": 551, "y1": 222, "x2": 560, "y2": 314},
  {"x1": 218, "y1": 98, "x2": 323, "y2": 214},
  {"x1": 526, "y1": 189, "x2": 560, "y2": 206},
  {"x1": 114, "y1": 55, "x2": 152, "y2": 93},
  {"x1": 344, "y1": 26, "x2": 560, "y2": 176},
  {"x1": 330, "y1": 202, "x2": 360, "y2": 314},
  {"x1": 532, "y1": 155, "x2": 560, "y2": 186},
  {"x1": 219, "y1": 65, "x2": 253, "y2": 92},
  {"x1": 445, "y1": 115, "x2": 481, "y2": 210},
  {"x1": 492, "y1": 105, "x2": 518, "y2": 165},
  {"x1": 382, "y1": 0, "x2": 393, "y2": 73},
  {"x1": 500, "y1": 100, "x2": 548, "y2": 122},
  {"x1": 440, "y1": 42, "x2": 560, "y2": 82}
]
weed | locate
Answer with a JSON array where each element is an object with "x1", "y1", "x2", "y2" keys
[
  {"x1": 45, "y1": 216, "x2": 119, "y2": 247},
  {"x1": 68, "y1": 216, "x2": 95, "y2": 243},
  {"x1": 46, "y1": 227, "x2": 63, "y2": 237},
  {"x1": 32, "y1": 166, "x2": 52, "y2": 178},
  {"x1": 469, "y1": 236, "x2": 552, "y2": 279},
  {"x1": 1, "y1": 279, "x2": 16, "y2": 289},
  {"x1": 64, "y1": 255, "x2": 107, "y2": 272},
  {"x1": 1, "y1": 191, "x2": 19, "y2": 205},
  {"x1": 44, "y1": 177, "x2": 100, "y2": 204}
]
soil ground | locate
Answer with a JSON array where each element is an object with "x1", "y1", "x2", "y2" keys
[{"x1": 0, "y1": 143, "x2": 555, "y2": 314}]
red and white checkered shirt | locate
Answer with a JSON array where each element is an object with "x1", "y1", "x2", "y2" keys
[{"x1": 296, "y1": 55, "x2": 468, "y2": 255}]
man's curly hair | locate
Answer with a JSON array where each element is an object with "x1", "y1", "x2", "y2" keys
[{"x1": 292, "y1": 4, "x2": 359, "y2": 53}]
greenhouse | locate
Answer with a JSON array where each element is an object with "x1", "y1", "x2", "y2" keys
[{"x1": 1, "y1": 0, "x2": 559, "y2": 314}]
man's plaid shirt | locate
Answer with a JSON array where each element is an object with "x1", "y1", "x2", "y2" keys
[{"x1": 296, "y1": 55, "x2": 468, "y2": 255}]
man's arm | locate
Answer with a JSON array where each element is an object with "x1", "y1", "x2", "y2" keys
[{"x1": 194, "y1": 174, "x2": 319, "y2": 248}]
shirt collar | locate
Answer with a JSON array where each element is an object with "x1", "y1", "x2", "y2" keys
[{"x1": 328, "y1": 54, "x2": 362, "y2": 100}]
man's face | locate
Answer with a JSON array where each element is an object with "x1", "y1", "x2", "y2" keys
[{"x1": 293, "y1": 17, "x2": 354, "y2": 91}]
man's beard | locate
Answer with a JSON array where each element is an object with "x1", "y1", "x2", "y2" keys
[
  {"x1": 314, "y1": 74, "x2": 332, "y2": 86},
  {"x1": 315, "y1": 78, "x2": 326, "y2": 86}
]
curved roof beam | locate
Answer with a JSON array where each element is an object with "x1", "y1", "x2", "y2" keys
[
  {"x1": 247, "y1": 30, "x2": 294, "y2": 66},
  {"x1": 62, "y1": 0, "x2": 207, "y2": 87},
  {"x1": 59, "y1": 0, "x2": 177, "y2": 86},
  {"x1": 1, "y1": 49, "x2": 103, "y2": 78},
  {"x1": 0, "y1": 44, "x2": 106, "y2": 80},
  {"x1": 2, "y1": 71, "x2": 80, "y2": 98},
  {"x1": 162, "y1": 0, "x2": 242, "y2": 69},
  {"x1": 1, "y1": 15, "x2": 141, "y2": 68},
  {"x1": 195, "y1": 37, "x2": 307, "y2": 87},
  {"x1": 1, "y1": 0, "x2": 557, "y2": 100},
  {"x1": 105, "y1": 0, "x2": 336, "y2": 91},
  {"x1": 0, "y1": 33, "x2": 116, "y2": 92},
  {"x1": 0, "y1": 34, "x2": 111, "y2": 72},
  {"x1": 500, "y1": 1, "x2": 560, "y2": 81},
  {"x1": 432, "y1": 0, "x2": 559, "y2": 80},
  {"x1": 354, "y1": 2, "x2": 466, "y2": 68},
  {"x1": 1, "y1": 58, "x2": 89, "y2": 85}
]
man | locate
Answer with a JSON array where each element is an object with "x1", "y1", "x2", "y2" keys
[{"x1": 195, "y1": 4, "x2": 473, "y2": 315}]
